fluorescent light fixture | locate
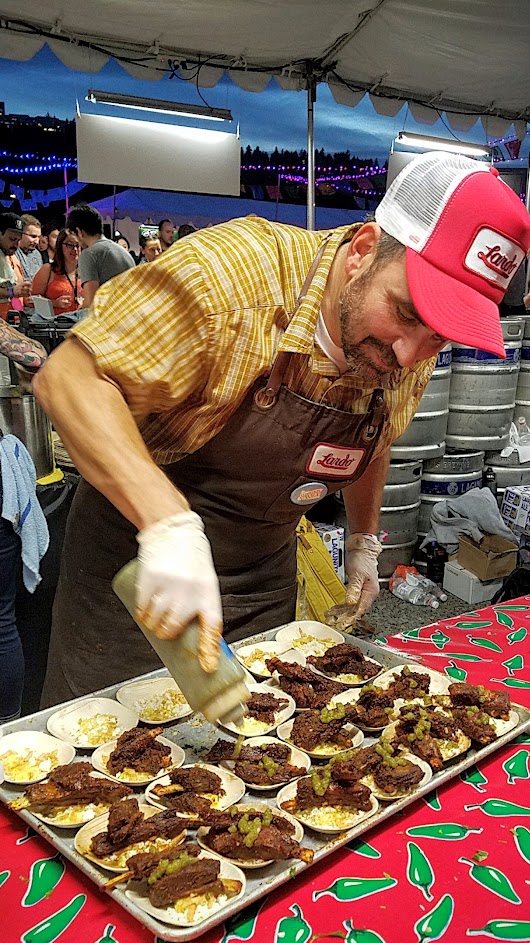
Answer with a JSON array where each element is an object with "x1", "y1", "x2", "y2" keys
[
  {"x1": 86, "y1": 89, "x2": 233, "y2": 123},
  {"x1": 396, "y1": 131, "x2": 490, "y2": 158}
]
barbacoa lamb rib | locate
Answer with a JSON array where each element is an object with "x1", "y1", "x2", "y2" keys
[
  {"x1": 246, "y1": 691, "x2": 288, "y2": 725},
  {"x1": 350, "y1": 686, "x2": 395, "y2": 728},
  {"x1": 289, "y1": 704, "x2": 355, "y2": 752},
  {"x1": 281, "y1": 772, "x2": 373, "y2": 814},
  {"x1": 448, "y1": 682, "x2": 511, "y2": 720},
  {"x1": 90, "y1": 797, "x2": 186, "y2": 858},
  {"x1": 200, "y1": 807, "x2": 314, "y2": 863},
  {"x1": 306, "y1": 643, "x2": 380, "y2": 680},
  {"x1": 206, "y1": 739, "x2": 305, "y2": 786},
  {"x1": 106, "y1": 725, "x2": 172, "y2": 776},
  {"x1": 385, "y1": 666, "x2": 431, "y2": 700},
  {"x1": 451, "y1": 706, "x2": 498, "y2": 745},
  {"x1": 20, "y1": 763, "x2": 132, "y2": 810},
  {"x1": 151, "y1": 765, "x2": 225, "y2": 815}
]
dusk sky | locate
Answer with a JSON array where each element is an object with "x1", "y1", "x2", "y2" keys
[{"x1": 0, "y1": 44, "x2": 506, "y2": 165}]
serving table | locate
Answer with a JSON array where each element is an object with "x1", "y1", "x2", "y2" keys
[{"x1": 1, "y1": 597, "x2": 530, "y2": 943}]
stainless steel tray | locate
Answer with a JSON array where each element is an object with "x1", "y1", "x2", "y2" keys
[{"x1": 1, "y1": 630, "x2": 529, "y2": 942}]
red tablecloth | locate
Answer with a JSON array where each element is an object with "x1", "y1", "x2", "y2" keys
[{"x1": 2, "y1": 598, "x2": 530, "y2": 943}]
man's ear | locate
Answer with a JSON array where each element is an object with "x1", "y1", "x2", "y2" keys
[{"x1": 344, "y1": 222, "x2": 382, "y2": 277}]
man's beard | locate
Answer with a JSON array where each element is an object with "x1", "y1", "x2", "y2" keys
[{"x1": 339, "y1": 269, "x2": 399, "y2": 383}]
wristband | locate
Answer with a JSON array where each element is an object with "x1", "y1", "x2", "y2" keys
[{"x1": 6, "y1": 285, "x2": 13, "y2": 300}]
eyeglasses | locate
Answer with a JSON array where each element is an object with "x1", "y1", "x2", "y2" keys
[{"x1": 64, "y1": 243, "x2": 80, "y2": 250}]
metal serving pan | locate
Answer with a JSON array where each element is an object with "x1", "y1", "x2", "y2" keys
[{"x1": 1, "y1": 630, "x2": 529, "y2": 942}]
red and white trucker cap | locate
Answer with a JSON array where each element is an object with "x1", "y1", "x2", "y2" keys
[{"x1": 375, "y1": 152, "x2": 530, "y2": 358}]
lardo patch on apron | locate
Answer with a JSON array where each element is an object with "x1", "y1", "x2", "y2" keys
[
  {"x1": 289, "y1": 482, "x2": 329, "y2": 505},
  {"x1": 305, "y1": 443, "x2": 366, "y2": 478}
]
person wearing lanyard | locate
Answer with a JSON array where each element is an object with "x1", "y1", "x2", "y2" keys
[
  {"x1": 34, "y1": 153, "x2": 530, "y2": 707},
  {"x1": 31, "y1": 229, "x2": 81, "y2": 315}
]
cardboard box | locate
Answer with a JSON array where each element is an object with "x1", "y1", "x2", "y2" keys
[
  {"x1": 501, "y1": 485, "x2": 530, "y2": 536},
  {"x1": 443, "y1": 560, "x2": 503, "y2": 604},
  {"x1": 458, "y1": 534, "x2": 518, "y2": 581},
  {"x1": 314, "y1": 524, "x2": 345, "y2": 582}
]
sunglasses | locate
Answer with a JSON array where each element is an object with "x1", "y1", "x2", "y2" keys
[{"x1": 64, "y1": 243, "x2": 80, "y2": 250}]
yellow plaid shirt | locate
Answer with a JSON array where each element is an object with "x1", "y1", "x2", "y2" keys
[{"x1": 72, "y1": 216, "x2": 435, "y2": 465}]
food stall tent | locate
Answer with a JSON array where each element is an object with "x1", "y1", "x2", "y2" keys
[{"x1": 0, "y1": 0, "x2": 529, "y2": 227}]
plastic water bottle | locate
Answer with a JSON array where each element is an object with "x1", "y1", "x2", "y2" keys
[
  {"x1": 389, "y1": 577, "x2": 439, "y2": 608},
  {"x1": 517, "y1": 416, "x2": 530, "y2": 438},
  {"x1": 112, "y1": 560, "x2": 250, "y2": 725}
]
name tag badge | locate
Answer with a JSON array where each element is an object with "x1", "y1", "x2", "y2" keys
[
  {"x1": 290, "y1": 482, "x2": 329, "y2": 505},
  {"x1": 306, "y1": 443, "x2": 366, "y2": 478}
]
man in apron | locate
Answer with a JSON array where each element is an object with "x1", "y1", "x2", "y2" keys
[{"x1": 34, "y1": 152, "x2": 530, "y2": 706}]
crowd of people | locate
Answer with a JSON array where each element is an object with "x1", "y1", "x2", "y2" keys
[{"x1": 0, "y1": 209, "x2": 197, "y2": 322}]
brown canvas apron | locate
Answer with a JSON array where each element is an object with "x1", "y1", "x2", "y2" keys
[{"x1": 41, "y1": 249, "x2": 387, "y2": 706}]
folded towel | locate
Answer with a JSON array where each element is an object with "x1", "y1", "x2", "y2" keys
[
  {"x1": 0, "y1": 434, "x2": 49, "y2": 592},
  {"x1": 420, "y1": 487, "x2": 515, "y2": 555}
]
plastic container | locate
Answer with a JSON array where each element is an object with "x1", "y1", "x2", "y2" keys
[
  {"x1": 389, "y1": 570, "x2": 440, "y2": 608},
  {"x1": 112, "y1": 560, "x2": 250, "y2": 725},
  {"x1": 392, "y1": 563, "x2": 447, "y2": 601}
]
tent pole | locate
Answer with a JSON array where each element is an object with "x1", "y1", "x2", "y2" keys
[{"x1": 306, "y1": 73, "x2": 316, "y2": 230}]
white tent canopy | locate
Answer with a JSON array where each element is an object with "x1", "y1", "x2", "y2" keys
[{"x1": 1, "y1": 1, "x2": 529, "y2": 135}]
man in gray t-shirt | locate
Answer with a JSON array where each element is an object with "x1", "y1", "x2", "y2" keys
[{"x1": 66, "y1": 204, "x2": 134, "y2": 309}]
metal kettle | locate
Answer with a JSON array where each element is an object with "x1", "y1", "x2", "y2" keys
[{"x1": 0, "y1": 371, "x2": 54, "y2": 479}]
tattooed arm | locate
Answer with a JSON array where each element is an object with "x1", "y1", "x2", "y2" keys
[{"x1": 0, "y1": 321, "x2": 47, "y2": 372}]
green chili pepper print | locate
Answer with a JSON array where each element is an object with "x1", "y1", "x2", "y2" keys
[
  {"x1": 513, "y1": 826, "x2": 530, "y2": 865},
  {"x1": 454, "y1": 621, "x2": 492, "y2": 630},
  {"x1": 0, "y1": 870, "x2": 10, "y2": 888},
  {"x1": 464, "y1": 799, "x2": 530, "y2": 817},
  {"x1": 343, "y1": 921, "x2": 387, "y2": 943},
  {"x1": 502, "y1": 655, "x2": 524, "y2": 676},
  {"x1": 406, "y1": 823, "x2": 483, "y2": 840},
  {"x1": 21, "y1": 894, "x2": 86, "y2": 943},
  {"x1": 495, "y1": 605, "x2": 530, "y2": 610},
  {"x1": 22, "y1": 855, "x2": 65, "y2": 907},
  {"x1": 467, "y1": 919, "x2": 530, "y2": 939},
  {"x1": 423, "y1": 789, "x2": 442, "y2": 810},
  {"x1": 514, "y1": 732, "x2": 530, "y2": 744},
  {"x1": 401, "y1": 627, "x2": 423, "y2": 641},
  {"x1": 414, "y1": 894, "x2": 454, "y2": 942},
  {"x1": 407, "y1": 842, "x2": 435, "y2": 900},
  {"x1": 312, "y1": 875, "x2": 397, "y2": 903},
  {"x1": 16, "y1": 828, "x2": 37, "y2": 845},
  {"x1": 93, "y1": 927, "x2": 119, "y2": 943},
  {"x1": 222, "y1": 900, "x2": 265, "y2": 942},
  {"x1": 444, "y1": 661, "x2": 468, "y2": 682},
  {"x1": 502, "y1": 750, "x2": 530, "y2": 785},
  {"x1": 458, "y1": 857, "x2": 521, "y2": 904},
  {"x1": 460, "y1": 765, "x2": 488, "y2": 792},
  {"x1": 466, "y1": 635, "x2": 504, "y2": 653},
  {"x1": 490, "y1": 677, "x2": 530, "y2": 689},
  {"x1": 507, "y1": 628, "x2": 527, "y2": 645},
  {"x1": 442, "y1": 652, "x2": 485, "y2": 662},
  {"x1": 430, "y1": 630, "x2": 450, "y2": 649},
  {"x1": 349, "y1": 839, "x2": 381, "y2": 858},
  {"x1": 495, "y1": 611, "x2": 514, "y2": 628},
  {"x1": 373, "y1": 636, "x2": 388, "y2": 646},
  {"x1": 274, "y1": 904, "x2": 311, "y2": 943}
]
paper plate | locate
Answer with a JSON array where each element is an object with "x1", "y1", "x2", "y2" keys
[
  {"x1": 375, "y1": 664, "x2": 450, "y2": 697},
  {"x1": 307, "y1": 654, "x2": 383, "y2": 687},
  {"x1": 196, "y1": 802, "x2": 304, "y2": 868},
  {"x1": 125, "y1": 850, "x2": 246, "y2": 927},
  {"x1": 91, "y1": 736, "x2": 185, "y2": 785},
  {"x1": 74, "y1": 803, "x2": 187, "y2": 872},
  {"x1": 276, "y1": 778, "x2": 379, "y2": 834},
  {"x1": 0, "y1": 731, "x2": 76, "y2": 786},
  {"x1": 116, "y1": 678, "x2": 192, "y2": 724},
  {"x1": 47, "y1": 697, "x2": 138, "y2": 750},
  {"x1": 274, "y1": 622, "x2": 343, "y2": 657},
  {"x1": 220, "y1": 735, "x2": 310, "y2": 791},
  {"x1": 382, "y1": 716, "x2": 471, "y2": 764},
  {"x1": 360, "y1": 754, "x2": 432, "y2": 801},
  {"x1": 144, "y1": 764, "x2": 246, "y2": 816},
  {"x1": 13, "y1": 771, "x2": 129, "y2": 828},
  {"x1": 234, "y1": 641, "x2": 306, "y2": 679},
  {"x1": 220, "y1": 684, "x2": 296, "y2": 737},
  {"x1": 276, "y1": 717, "x2": 364, "y2": 758}
]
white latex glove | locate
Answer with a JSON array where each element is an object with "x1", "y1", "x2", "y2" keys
[
  {"x1": 344, "y1": 533, "x2": 382, "y2": 619},
  {"x1": 136, "y1": 511, "x2": 223, "y2": 672}
]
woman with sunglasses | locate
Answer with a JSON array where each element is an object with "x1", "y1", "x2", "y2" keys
[{"x1": 31, "y1": 229, "x2": 82, "y2": 315}]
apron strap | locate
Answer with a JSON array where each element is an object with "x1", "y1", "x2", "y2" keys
[
  {"x1": 361, "y1": 388, "x2": 385, "y2": 441},
  {"x1": 254, "y1": 239, "x2": 331, "y2": 411}
]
